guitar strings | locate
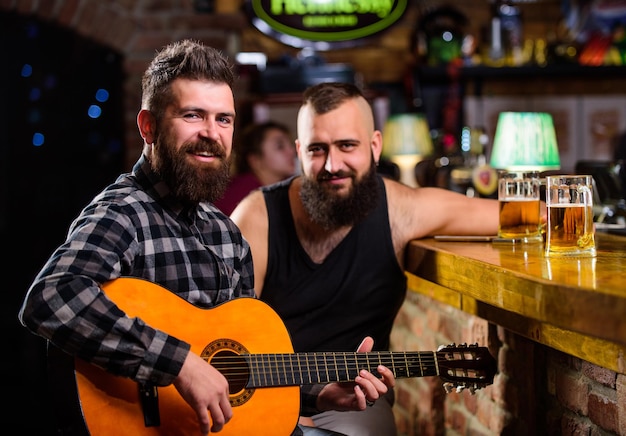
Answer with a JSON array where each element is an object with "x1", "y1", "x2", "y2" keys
[
  {"x1": 205, "y1": 351, "x2": 487, "y2": 386},
  {"x1": 211, "y1": 352, "x2": 438, "y2": 375}
]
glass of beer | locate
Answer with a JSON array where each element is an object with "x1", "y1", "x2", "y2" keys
[
  {"x1": 545, "y1": 175, "x2": 596, "y2": 257},
  {"x1": 497, "y1": 170, "x2": 542, "y2": 243}
]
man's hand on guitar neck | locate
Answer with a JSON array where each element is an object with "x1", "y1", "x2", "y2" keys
[
  {"x1": 316, "y1": 336, "x2": 396, "y2": 412},
  {"x1": 173, "y1": 352, "x2": 233, "y2": 435}
]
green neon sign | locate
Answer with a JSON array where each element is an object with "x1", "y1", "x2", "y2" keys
[{"x1": 247, "y1": 0, "x2": 408, "y2": 49}]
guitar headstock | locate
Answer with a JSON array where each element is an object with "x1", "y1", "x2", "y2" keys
[{"x1": 436, "y1": 343, "x2": 497, "y2": 394}]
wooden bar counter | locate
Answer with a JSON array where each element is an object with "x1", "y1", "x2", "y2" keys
[{"x1": 404, "y1": 231, "x2": 626, "y2": 374}]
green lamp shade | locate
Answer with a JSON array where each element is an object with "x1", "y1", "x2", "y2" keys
[{"x1": 490, "y1": 112, "x2": 561, "y2": 171}]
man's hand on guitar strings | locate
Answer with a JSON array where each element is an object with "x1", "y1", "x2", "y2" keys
[
  {"x1": 173, "y1": 352, "x2": 233, "y2": 434},
  {"x1": 315, "y1": 336, "x2": 396, "y2": 412}
]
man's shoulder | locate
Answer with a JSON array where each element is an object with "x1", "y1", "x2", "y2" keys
[
  {"x1": 92, "y1": 174, "x2": 156, "y2": 211},
  {"x1": 261, "y1": 175, "x2": 295, "y2": 194},
  {"x1": 263, "y1": 175, "x2": 299, "y2": 191}
]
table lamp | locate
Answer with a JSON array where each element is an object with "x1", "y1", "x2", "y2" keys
[
  {"x1": 382, "y1": 113, "x2": 434, "y2": 187},
  {"x1": 490, "y1": 112, "x2": 561, "y2": 171}
]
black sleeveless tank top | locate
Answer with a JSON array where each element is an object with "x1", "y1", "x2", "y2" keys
[{"x1": 260, "y1": 175, "x2": 407, "y2": 352}]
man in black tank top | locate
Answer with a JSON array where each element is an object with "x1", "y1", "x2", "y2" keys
[{"x1": 232, "y1": 83, "x2": 500, "y2": 436}]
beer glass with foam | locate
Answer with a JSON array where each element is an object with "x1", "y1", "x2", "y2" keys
[
  {"x1": 497, "y1": 170, "x2": 542, "y2": 243},
  {"x1": 545, "y1": 175, "x2": 596, "y2": 257}
]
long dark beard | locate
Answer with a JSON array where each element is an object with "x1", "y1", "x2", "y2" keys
[
  {"x1": 300, "y1": 161, "x2": 380, "y2": 230},
  {"x1": 152, "y1": 130, "x2": 230, "y2": 204}
]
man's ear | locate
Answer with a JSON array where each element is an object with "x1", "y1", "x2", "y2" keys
[
  {"x1": 371, "y1": 130, "x2": 383, "y2": 162},
  {"x1": 137, "y1": 109, "x2": 156, "y2": 144}
]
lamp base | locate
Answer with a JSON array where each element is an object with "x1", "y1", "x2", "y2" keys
[{"x1": 390, "y1": 154, "x2": 422, "y2": 188}]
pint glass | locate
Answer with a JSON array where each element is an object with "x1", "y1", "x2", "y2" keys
[
  {"x1": 497, "y1": 170, "x2": 542, "y2": 243},
  {"x1": 545, "y1": 175, "x2": 596, "y2": 257}
]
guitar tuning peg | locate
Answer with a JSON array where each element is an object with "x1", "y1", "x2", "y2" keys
[
  {"x1": 455, "y1": 386, "x2": 465, "y2": 394},
  {"x1": 468, "y1": 386, "x2": 477, "y2": 395},
  {"x1": 443, "y1": 382, "x2": 454, "y2": 393}
]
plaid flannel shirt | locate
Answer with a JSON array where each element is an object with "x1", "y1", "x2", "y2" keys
[{"x1": 19, "y1": 154, "x2": 255, "y2": 386}]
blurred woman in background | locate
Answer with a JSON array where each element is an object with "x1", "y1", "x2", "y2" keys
[{"x1": 215, "y1": 120, "x2": 297, "y2": 215}]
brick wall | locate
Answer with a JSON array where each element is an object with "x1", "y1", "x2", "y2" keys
[{"x1": 392, "y1": 292, "x2": 626, "y2": 435}]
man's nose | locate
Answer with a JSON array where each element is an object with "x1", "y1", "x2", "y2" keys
[
  {"x1": 199, "y1": 119, "x2": 220, "y2": 141},
  {"x1": 324, "y1": 147, "x2": 343, "y2": 173}
]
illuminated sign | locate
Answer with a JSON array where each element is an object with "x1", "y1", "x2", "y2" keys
[{"x1": 246, "y1": 0, "x2": 408, "y2": 50}]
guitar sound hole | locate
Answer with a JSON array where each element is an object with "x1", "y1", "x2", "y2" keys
[
  {"x1": 212, "y1": 350, "x2": 250, "y2": 393},
  {"x1": 201, "y1": 338, "x2": 255, "y2": 405}
]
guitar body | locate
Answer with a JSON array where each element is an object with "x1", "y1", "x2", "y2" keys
[{"x1": 55, "y1": 278, "x2": 300, "y2": 435}]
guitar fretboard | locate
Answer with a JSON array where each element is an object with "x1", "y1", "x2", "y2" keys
[{"x1": 212, "y1": 351, "x2": 438, "y2": 388}]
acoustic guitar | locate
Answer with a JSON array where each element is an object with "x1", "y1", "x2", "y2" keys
[{"x1": 47, "y1": 277, "x2": 496, "y2": 435}]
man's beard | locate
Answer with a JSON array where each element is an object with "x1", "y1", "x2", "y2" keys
[
  {"x1": 152, "y1": 130, "x2": 230, "y2": 204},
  {"x1": 300, "y1": 160, "x2": 380, "y2": 230}
]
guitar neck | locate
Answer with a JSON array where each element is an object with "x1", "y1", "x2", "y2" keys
[{"x1": 216, "y1": 351, "x2": 438, "y2": 388}]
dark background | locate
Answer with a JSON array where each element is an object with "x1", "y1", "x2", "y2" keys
[{"x1": 1, "y1": 12, "x2": 124, "y2": 433}]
